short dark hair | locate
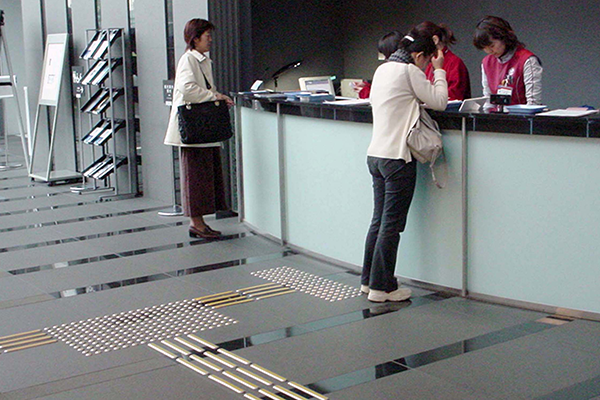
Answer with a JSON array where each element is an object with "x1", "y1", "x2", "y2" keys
[
  {"x1": 184, "y1": 19, "x2": 215, "y2": 51},
  {"x1": 399, "y1": 26, "x2": 437, "y2": 57},
  {"x1": 473, "y1": 16, "x2": 523, "y2": 51},
  {"x1": 378, "y1": 30, "x2": 403, "y2": 59},
  {"x1": 415, "y1": 21, "x2": 457, "y2": 47}
]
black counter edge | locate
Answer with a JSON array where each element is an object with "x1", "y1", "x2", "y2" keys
[{"x1": 235, "y1": 94, "x2": 600, "y2": 139}]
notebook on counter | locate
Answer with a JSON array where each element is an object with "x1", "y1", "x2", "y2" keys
[{"x1": 458, "y1": 96, "x2": 488, "y2": 112}]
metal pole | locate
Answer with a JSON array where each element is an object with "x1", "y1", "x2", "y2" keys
[
  {"x1": 461, "y1": 116, "x2": 468, "y2": 297},
  {"x1": 44, "y1": 105, "x2": 61, "y2": 181},
  {"x1": 235, "y1": 97, "x2": 245, "y2": 223},
  {"x1": 277, "y1": 103, "x2": 287, "y2": 246}
]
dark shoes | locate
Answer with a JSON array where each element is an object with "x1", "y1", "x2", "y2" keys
[
  {"x1": 205, "y1": 226, "x2": 221, "y2": 235},
  {"x1": 189, "y1": 225, "x2": 221, "y2": 239}
]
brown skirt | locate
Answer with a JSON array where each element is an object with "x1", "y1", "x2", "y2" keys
[{"x1": 179, "y1": 146, "x2": 227, "y2": 217}]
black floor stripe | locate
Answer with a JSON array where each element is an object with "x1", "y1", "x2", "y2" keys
[
  {"x1": 0, "y1": 183, "x2": 38, "y2": 191},
  {"x1": 47, "y1": 250, "x2": 294, "y2": 299},
  {"x1": 0, "y1": 190, "x2": 71, "y2": 202},
  {"x1": 308, "y1": 321, "x2": 558, "y2": 395},
  {"x1": 535, "y1": 374, "x2": 600, "y2": 399},
  {"x1": 0, "y1": 221, "x2": 187, "y2": 253},
  {"x1": 0, "y1": 205, "x2": 167, "y2": 233},
  {"x1": 218, "y1": 293, "x2": 448, "y2": 352},
  {"x1": 0, "y1": 174, "x2": 28, "y2": 181},
  {"x1": 0, "y1": 251, "x2": 294, "y2": 309},
  {"x1": 0, "y1": 199, "x2": 102, "y2": 217},
  {"x1": 8, "y1": 231, "x2": 257, "y2": 275}
]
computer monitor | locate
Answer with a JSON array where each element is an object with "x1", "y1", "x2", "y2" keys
[{"x1": 298, "y1": 76, "x2": 335, "y2": 95}]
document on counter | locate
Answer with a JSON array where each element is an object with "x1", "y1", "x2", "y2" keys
[
  {"x1": 323, "y1": 98, "x2": 371, "y2": 106},
  {"x1": 536, "y1": 108, "x2": 599, "y2": 117}
]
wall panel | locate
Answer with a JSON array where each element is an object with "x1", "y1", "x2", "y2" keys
[
  {"x1": 134, "y1": 0, "x2": 172, "y2": 202},
  {"x1": 340, "y1": 0, "x2": 600, "y2": 109}
]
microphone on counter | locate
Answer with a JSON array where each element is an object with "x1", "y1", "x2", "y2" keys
[{"x1": 271, "y1": 60, "x2": 303, "y2": 91}]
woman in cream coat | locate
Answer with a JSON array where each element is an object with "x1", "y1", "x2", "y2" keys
[
  {"x1": 164, "y1": 19, "x2": 233, "y2": 239},
  {"x1": 361, "y1": 27, "x2": 447, "y2": 303}
]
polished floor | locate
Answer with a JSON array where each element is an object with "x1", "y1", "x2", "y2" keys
[{"x1": 1, "y1": 136, "x2": 600, "y2": 399}]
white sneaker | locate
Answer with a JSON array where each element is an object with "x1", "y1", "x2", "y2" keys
[
  {"x1": 360, "y1": 285, "x2": 369, "y2": 294},
  {"x1": 368, "y1": 287, "x2": 412, "y2": 302}
]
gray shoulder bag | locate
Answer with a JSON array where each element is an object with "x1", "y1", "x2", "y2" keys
[{"x1": 404, "y1": 68, "x2": 446, "y2": 189}]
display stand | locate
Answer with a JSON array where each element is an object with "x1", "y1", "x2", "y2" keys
[
  {"x1": 69, "y1": 66, "x2": 101, "y2": 193},
  {"x1": 73, "y1": 28, "x2": 138, "y2": 199},
  {"x1": 0, "y1": 11, "x2": 30, "y2": 172},
  {"x1": 28, "y1": 33, "x2": 79, "y2": 184}
]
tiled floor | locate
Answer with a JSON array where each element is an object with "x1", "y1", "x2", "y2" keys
[{"x1": 1, "y1": 135, "x2": 600, "y2": 399}]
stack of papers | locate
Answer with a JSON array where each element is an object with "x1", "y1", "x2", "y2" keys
[
  {"x1": 505, "y1": 105, "x2": 547, "y2": 114},
  {"x1": 536, "y1": 108, "x2": 599, "y2": 117},
  {"x1": 323, "y1": 98, "x2": 371, "y2": 106}
]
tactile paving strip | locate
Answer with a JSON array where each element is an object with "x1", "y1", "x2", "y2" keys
[
  {"x1": 196, "y1": 283, "x2": 296, "y2": 309},
  {"x1": 45, "y1": 299, "x2": 237, "y2": 357},
  {"x1": 149, "y1": 335, "x2": 328, "y2": 400},
  {"x1": 0, "y1": 330, "x2": 56, "y2": 353},
  {"x1": 250, "y1": 266, "x2": 362, "y2": 302}
]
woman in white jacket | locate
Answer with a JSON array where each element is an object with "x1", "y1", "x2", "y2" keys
[
  {"x1": 361, "y1": 27, "x2": 447, "y2": 303},
  {"x1": 164, "y1": 19, "x2": 233, "y2": 239}
]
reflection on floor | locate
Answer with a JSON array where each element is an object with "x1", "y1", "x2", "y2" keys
[{"x1": 1, "y1": 135, "x2": 600, "y2": 399}]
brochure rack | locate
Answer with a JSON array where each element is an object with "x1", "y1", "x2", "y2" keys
[{"x1": 74, "y1": 28, "x2": 138, "y2": 198}]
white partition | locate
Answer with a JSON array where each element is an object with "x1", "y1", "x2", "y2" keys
[
  {"x1": 239, "y1": 103, "x2": 600, "y2": 317},
  {"x1": 400, "y1": 129, "x2": 463, "y2": 289},
  {"x1": 241, "y1": 107, "x2": 281, "y2": 238},
  {"x1": 467, "y1": 132, "x2": 600, "y2": 313},
  {"x1": 241, "y1": 108, "x2": 464, "y2": 290},
  {"x1": 283, "y1": 115, "x2": 373, "y2": 265}
]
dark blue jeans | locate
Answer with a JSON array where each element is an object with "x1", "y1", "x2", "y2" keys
[{"x1": 361, "y1": 157, "x2": 417, "y2": 292}]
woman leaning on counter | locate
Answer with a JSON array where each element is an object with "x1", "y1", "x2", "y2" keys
[
  {"x1": 361, "y1": 27, "x2": 447, "y2": 303},
  {"x1": 473, "y1": 15, "x2": 543, "y2": 105},
  {"x1": 164, "y1": 18, "x2": 233, "y2": 239},
  {"x1": 419, "y1": 21, "x2": 471, "y2": 100}
]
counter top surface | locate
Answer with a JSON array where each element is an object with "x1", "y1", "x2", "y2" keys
[{"x1": 235, "y1": 93, "x2": 600, "y2": 138}]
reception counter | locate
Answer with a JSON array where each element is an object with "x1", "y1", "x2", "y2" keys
[{"x1": 234, "y1": 93, "x2": 600, "y2": 320}]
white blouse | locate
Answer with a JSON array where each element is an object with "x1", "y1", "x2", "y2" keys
[
  {"x1": 164, "y1": 50, "x2": 220, "y2": 147},
  {"x1": 368, "y1": 62, "x2": 447, "y2": 161}
]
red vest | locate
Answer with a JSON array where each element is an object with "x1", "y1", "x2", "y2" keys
[
  {"x1": 426, "y1": 48, "x2": 471, "y2": 100},
  {"x1": 482, "y1": 47, "x2": 535, "y2": 105}
]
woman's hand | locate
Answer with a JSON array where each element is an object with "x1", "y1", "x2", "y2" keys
[
  {"x1": 431, "y1": 49, "x2": 445, "y2": 70},
  {"x1": 351, "y1": 81, "x2": 367, "y2": 93},
  {"x1": 216, "y1": 93, "x2": 234, "y2": 106}
]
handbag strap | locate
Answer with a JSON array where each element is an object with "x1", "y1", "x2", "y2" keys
[
  {"x1": 196, "y1": 59, "x2": 212, "y2": 90},
  {"x1": 404, "y1": 65, "x2": 415, "y2": 96},
  {"x1": 405, "y1": 65, "x2": 448, "y2": 189},
  {"x1": 430, "y1": 151, "x2": 447, "y2": 189}
]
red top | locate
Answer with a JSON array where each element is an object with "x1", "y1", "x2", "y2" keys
[
  {"x1": 482, "y1": 47, "x2": 535, "y2": 105},
  {"x1": 426, "y1": 47, "x2": 471, "y2": 100},
  {"x1": 358, "y1": 81, "x2": 371, "y2": 99}
]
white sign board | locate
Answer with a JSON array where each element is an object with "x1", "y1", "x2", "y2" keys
[{"x1": 39, "y1": 34, "x2": 68, "y2": 106}]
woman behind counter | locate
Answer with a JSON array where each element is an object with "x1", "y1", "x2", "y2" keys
[
  {"x1": 419, "y1": 21, "x2": 471, "y2": 100},
  {"x1": 164, "y1": 19, "x2": 233, "y2": 239},
  {"x1": 361, "y1": 27, "x2": 447, "y2": 303},
  {"x1": 356, "y1": 30, "x2": 403, "y2": 99},
  {"x1": 473, "y1": 15, "x2": 542, "y2": 105}
]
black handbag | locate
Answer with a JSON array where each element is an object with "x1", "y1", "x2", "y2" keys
[{"x1": 178, "y1": 100, "x2": 233, "y2": 144}]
